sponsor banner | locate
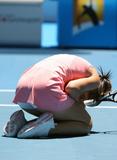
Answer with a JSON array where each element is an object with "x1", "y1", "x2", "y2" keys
[
  {"x1": 73, "y1": 0, "x2": 104, "y2": 34},
  {"x1": 0, "y1": 1, "x2": 43, "y2": 47},
  {"x1": 58, "y1": 0, "x2": 117, "y2": 48}
]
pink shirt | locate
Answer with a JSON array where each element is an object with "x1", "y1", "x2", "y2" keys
[{"x1": 13, "y1": 54, "x2": 92, "y2": 112}]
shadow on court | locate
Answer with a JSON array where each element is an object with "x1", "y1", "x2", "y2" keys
[{"x1": 0, "y1": 106, "x2": 117, "y2": 160}]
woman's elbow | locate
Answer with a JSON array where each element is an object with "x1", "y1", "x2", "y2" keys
[{"x1": 65, "y1": 85, "x2": 71, "y2": 94}]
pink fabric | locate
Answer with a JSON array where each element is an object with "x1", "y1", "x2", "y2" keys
[{"x1": 13, "y1": 54, "x2": 92, "y2": 112}]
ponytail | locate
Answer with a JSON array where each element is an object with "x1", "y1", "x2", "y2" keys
[{"x1": 98, "y1": 66, "x2": 112, "y2": 97}]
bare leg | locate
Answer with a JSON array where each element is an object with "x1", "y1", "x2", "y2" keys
[
  {"x1": 48, "y1": 101, "x2": 92, "y2": 137},
  {"x1": 21, "y1": 101, "x2": 92, "y2": 138},
  {"x1": 48, "y1": 121, "x2": 91, "y2": 138}
]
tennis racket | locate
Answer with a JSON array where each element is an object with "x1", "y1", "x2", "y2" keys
[{"x1": 84, "y1": 90, "x2": 117, "y2": 107}]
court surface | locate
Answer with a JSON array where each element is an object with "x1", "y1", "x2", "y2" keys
[{"x1": 0, "y1": 23, "x2": 117, "y2": 160}]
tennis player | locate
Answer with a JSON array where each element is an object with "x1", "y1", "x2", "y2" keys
[{"x1": 3, "y1": 54, "x2": 112, "y2": 138}]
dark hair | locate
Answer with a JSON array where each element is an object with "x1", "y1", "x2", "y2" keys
[
  {"x1": 98, "y1": 66, "x2": 112, "y2": 95},
  {"x1": 91, "y1": 66, "x2": 112, "y2": 101}
]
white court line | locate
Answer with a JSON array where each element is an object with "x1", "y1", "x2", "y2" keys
[
  {"x1": 0, "y1": 104, "x2": 117, "y2": 108},
  {"x1": 0, "y1": 104, "x2": 18, "y2": 107},
  {"x1": 88, "y1": 106, "x2": 117, "y2": 109},
  {"x1": 0, "y1": 89, "x2": 117, "y2": 108},
  {"x1": 0, "y1": 89, "x2": 15, "y2": 92}
]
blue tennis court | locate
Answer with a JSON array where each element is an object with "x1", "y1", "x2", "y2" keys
[{"x1": 0, "y1": 22, "x2": 117, "y2": 160}]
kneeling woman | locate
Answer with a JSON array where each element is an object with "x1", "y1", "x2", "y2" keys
[{"x1": 3, "y1": 54, "x2": 112, "y2": 138}]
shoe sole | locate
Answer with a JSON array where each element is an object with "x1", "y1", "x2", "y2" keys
[
  {"x1": 3, "y1": 110, "x2": 26, "y2": 137},
  {"x1": 17, "y1": 112, "x2": 54, "y2": 138}
]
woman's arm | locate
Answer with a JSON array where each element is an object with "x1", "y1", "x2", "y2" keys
[{"x1": 65, "y1": 67, "x2": 100, "y2": 101}]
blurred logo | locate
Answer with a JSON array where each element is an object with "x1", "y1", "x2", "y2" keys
[
  {"x1": 73, "y1": 0, "x2": 104, "y2": 34},
  {"x1": 0, "y1": 14, "x2": 41, "y2": 23}
]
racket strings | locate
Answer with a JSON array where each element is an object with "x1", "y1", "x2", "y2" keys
[{"x1": 100, "y1": 90, "x2": 117, "y2": 102}]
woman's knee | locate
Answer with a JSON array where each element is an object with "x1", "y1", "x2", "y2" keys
[
  {"x1": 68, "y1": 120, "x2": 92, "y2": 135},
  {"x1": 78, "y1": 120, "x2": 92, "y2": 135},
  {"x1": 89, "y1": 119, "x2": 93, "y2": 130},
  {"x1": 86, "y1": 119, "x2": 93, "y2": 134},
  {"x1": 49, "y1": 120, "x2": 92, "y2": 137}
]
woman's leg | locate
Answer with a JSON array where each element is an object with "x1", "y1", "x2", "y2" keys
[
  {"x1": 48, "y1": 101, "x2": 92, "y2": 138},
  {"x1": 48, "y1": 121, "x2": 91, "y2": 138},
  {"x1": 19, "y1": 102, "x2": 92, "y2": 138}
]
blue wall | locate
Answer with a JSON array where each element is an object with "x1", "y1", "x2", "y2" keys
[{"x1": 58, "y1": 0, "x2": 117, "y2": 48}]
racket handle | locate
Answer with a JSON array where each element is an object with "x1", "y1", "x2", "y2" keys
[{"x1": 84, "y1": 99, "x2": 101, "y2": 107}]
